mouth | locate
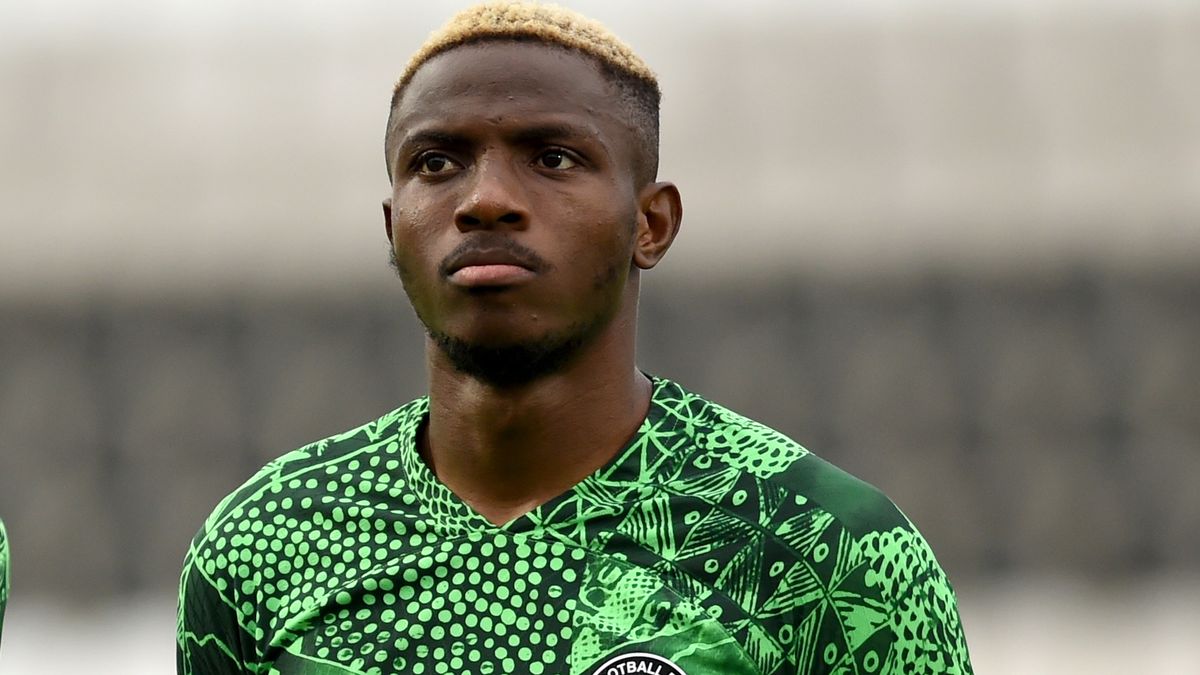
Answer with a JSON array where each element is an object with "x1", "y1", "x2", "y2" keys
[
  {"x1": 449, "y1": 262, "x2": 537, "y2": 287},
  {"x1": 441, "y1": 241, "x2": 546, "y2": 289}
]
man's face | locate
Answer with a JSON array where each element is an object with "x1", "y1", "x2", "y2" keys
[{"x1": 384, "y1": 42, "x2": 644, "y2": 383}]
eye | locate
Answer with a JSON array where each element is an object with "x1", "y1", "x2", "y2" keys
[
  {"x1": 535, "y1": 149, "x2": 578, "y2": 170},
  {"x1": 415, "y1": 153, "x2": 460, "y2": 175}
]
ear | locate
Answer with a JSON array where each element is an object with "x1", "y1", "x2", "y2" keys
[
  {"x1": 632, "y1": 182, "x2": 683, "y2": 270},
  {"x1": 382, "y1": 198, "x2": 394, "y2": 243}
]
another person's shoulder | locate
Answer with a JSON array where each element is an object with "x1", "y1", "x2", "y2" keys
[
  {"x1": 0, "y1": 517, "x2": 8, "y2": 590},
  {"x1": 1, "y1": 516, "x2": 9, "y2": 643}
]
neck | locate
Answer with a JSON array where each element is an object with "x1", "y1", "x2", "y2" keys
[{"x1": 422, "y1": 303, "x2": 651, "y2": 526}]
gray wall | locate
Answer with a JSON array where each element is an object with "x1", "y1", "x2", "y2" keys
[{"x1": 1, "y1": 0, "x2": 1198, "y2": 607}]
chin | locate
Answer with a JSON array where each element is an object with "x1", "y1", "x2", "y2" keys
[
  {"x1": 428, "y1": 318, "x2": 600, "y2": 388},
  {"x1": 446, "y1": 324, "x2": 548, "y2": 351}
]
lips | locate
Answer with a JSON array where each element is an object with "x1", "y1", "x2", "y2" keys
[
  {"x1": 444, "y1": 249, "x2": 537, "y2": 275},
  {"x1": 440, "y1": 239, "x2": 547, "y2": 288}
]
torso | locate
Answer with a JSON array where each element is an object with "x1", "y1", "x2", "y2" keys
[{"x1": 179, "y1": 378, "x2": 972, "y2": 675}]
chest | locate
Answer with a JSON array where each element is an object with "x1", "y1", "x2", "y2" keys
[{"x1": 257, "y1": 532, "x2": 771, "y2": 675}]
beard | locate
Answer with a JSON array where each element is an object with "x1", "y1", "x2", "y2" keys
[
  {"x1": 426, "y1": 321, "x2": 600, "y2": 388},
  {"x1": 390, "y1": 245, "x2": 624, "y2": 388}
]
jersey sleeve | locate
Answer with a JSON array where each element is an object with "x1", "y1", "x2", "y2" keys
[
  {"x1": 874, "y1": 537, "x2": 973, "y2": 674},
  {"x1": 765, "y1": 450, "x2": 972, "y2": 674},
  {"x1": 177, "y1": 537, "x2": 255, "y2": 675},
  {"x1": 799, "y1": 525, "x2": 973, "y2": 675},
  {"x1": 175, "y1": 441, "x2": 352, "y2": 675},
  {"x1": 176, "y1": 470, "x2": 279, "y2": 675},
  {"x1": 0, "y1": 519, "x2": 9, "y2": 646}
]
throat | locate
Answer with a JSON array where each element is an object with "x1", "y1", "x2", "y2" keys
[{"x1": 422, "y1": 371, "x2": 652, "y2": 525}]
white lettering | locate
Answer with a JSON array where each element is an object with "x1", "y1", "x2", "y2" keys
[{"x1": 591, "y1": 652, "x2": 686, "y2": 675}]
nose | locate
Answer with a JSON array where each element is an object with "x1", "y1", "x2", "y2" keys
[{"x1": 454, "y1": 155, "x2": 530, "y2": 232}]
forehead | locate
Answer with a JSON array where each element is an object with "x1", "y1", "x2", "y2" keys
[{"x1": 390, "y1": 41, "x2": 623, "y2": 138}]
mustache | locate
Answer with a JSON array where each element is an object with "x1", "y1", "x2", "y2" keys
[{"x1": 437, "y1": 234, "x2": 553, "y2": 277}]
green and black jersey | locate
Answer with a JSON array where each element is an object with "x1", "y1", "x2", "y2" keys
[
  {"x1": 1, "y1": 518, "x2": 9, "y2": 645},
  {"x1": 178, "y1": 377, "x2": 972, "y2": 675}
]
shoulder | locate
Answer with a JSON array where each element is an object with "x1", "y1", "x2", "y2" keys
[
  {"x1": 655, "y1": 378, "x2": 909, "y2": 535},
  {"x1": 182, "y1": 398, "x2": 426, "y2": 581},
  {"x1": 177, "y1": 399, "x2": 428, "y2": 669},
  {"x1": 651, "y1": 378, "x2": 972, "y2": 672},
  {"x1": 651, "y1": 378, "x2": 950, "y2": 606},
  {"x1": 0, "y1": 516, "x2": 7, "y2": 585},
  {"x1": 653, "y1": 378, "x2": 941, "y2": 596},
  {"x1": 0, "y1": 517, "x2": 8, "y2": 588},
  {"x1": 1, "y1": 517, "x2": 6, "y2": 645}
]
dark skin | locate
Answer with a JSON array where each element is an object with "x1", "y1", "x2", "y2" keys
[{"x1": 382, "y1": 42, "x2": 683, "y2": 526}]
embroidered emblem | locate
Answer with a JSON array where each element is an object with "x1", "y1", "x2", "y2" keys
[{"x1": 589, "y1": 652, "x2": 688, "y2": 675}]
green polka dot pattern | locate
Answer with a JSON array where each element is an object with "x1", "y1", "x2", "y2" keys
[{"x1": 177, "y1": 377, "x2": 972, "y2": 674}]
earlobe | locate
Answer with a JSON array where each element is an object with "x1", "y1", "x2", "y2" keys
[
  {"x1": 382, "y1": 198, "x2": 394, "y2": 243},
  {"x1": 632, "y1": 182, "x2": 683, "y2": 270}
]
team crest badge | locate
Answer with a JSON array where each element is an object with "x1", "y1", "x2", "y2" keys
[{"x1": 589, "y1": 652, "x2": 688, "y2": 675}]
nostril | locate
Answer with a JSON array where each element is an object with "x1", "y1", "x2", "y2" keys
[{"x1": 498, "y1": 212, "x2": 522, "y2": 224}]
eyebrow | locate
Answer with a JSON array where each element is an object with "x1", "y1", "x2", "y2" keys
[
  {"x1": 397, "y1": 129, "x2": 470, "y2": 151},
  {"x1": 398, "y1": 122, "x2": 603, "y2": 151},
  {"x1": 506, "y1": 122, "x2": 599, "y2": 147}
]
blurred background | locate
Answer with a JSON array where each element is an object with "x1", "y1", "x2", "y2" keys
[{"x1": 1, "y1": 0, "x2": 1198, "y2": 672}]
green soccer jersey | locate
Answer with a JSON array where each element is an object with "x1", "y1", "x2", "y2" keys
[
  {"x1": 1, "y1": 517, "x2": 9, "y2": 645},
  {"x1": 178, "y1": 377, "x2": 972, "y2": 675}
]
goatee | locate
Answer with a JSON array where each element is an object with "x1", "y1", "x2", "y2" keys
[
  {"x1": 426, "y1": 325, "x2": 595, "y2": 388},
  {"x1": 389, "y1": 244, "x2": 616, "y2": 388}
]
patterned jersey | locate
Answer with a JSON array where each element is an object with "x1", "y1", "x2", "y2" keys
[
  {"x1": 1, "y1": 518, "x2": 9, "y2": 645},
  {"x1": 178, "y1": 377, "x2": 972, "y2": 675}
]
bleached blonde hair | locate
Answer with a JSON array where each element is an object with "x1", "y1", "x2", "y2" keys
[
  {"x1": 394, "y1": 2, "x2": 657, "y2": 95},
  {"x1": 386, "y1": 2, "x2": 662, "y2": 185}
]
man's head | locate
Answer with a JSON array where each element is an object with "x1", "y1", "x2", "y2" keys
[
  {"x1": 385, "y1": 2, "x2": 662, "y2": 188},
  {"x1": 382, "y1": 3, "x2": 682, "y2": 388}
]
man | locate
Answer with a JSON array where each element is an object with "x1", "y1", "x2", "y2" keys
[{"x1": 178, "y1": 3, "x2": 972, "y2": 674}]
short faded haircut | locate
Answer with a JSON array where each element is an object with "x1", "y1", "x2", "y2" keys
[{"x1": 385, "y1": 2, "x2": 662, "y2": 186}]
